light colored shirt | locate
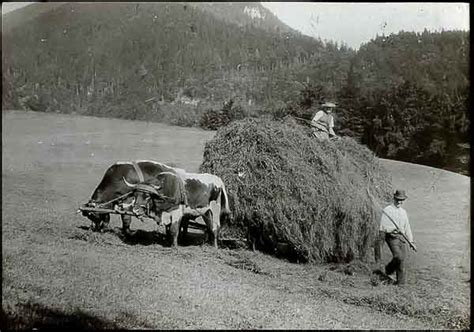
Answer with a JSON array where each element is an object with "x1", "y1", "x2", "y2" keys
[
  {"x1": 311, "y1": 110, "x2": 335, "y2": 136},
  {"x1": 379, "y1": 204, "x2": 414, "y2": 243}
]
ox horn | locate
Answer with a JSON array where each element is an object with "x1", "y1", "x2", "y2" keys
[
  {"x1": 123, "y1": 177, "x2": 138, "y2": 188},
  {"x1": 151, "y1": 184, "x2": 161, "y2": 191},
  {"x1": 123, "y1": 177, "x2": 161, "y2": 196},
  {"x1": 138, "y1": 184, "x2": 161, "y2": 196}
]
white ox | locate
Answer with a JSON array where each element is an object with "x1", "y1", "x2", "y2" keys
[{"x1": 124, "y1": 162, "x2": 231, "y2": 248}]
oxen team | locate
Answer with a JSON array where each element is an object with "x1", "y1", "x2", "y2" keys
[{"x1": 80, "y1": 160, "x2": 230, "y2": 248}]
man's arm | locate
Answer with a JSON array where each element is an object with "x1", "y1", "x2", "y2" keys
[{"x1": 311, "y1": 111, "x2": 323, "y2": 126}]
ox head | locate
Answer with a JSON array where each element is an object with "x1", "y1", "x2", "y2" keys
[{"x1": 123, "y1": 177, "x2": 162, "y2": 218}]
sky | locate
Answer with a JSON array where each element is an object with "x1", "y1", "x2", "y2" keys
[
  {"x1": 2, "y1": 2, "x2": 470, "y2": 49},
  {"x1": 261, "y1": 2, "x2": 470, "y2": 49}
]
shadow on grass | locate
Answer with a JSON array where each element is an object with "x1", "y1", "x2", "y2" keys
[
  {"x1": 75, "y1": 225, "x2": 212, "y2": 248},
  {"x1": 118, "y1": 228, "x2": 211, "y2": 247},
  {"x1": 75, "y1": 224, "x2": 246, "y2": 250},
  {"x1": 117, "y1": 228, "x2": 169, "y2": 246},
  {"x1": 219, "y1": 238, "x2": 248, "y2": 250},
  {"x1": 1, "y1": 302, "x2": 124, "y2": 330}
]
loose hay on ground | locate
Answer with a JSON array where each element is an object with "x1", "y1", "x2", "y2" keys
[{"x1": 200, "y1": 117, "x2": 393, "y2": 263}]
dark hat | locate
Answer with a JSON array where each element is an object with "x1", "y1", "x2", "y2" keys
[{"x1": 394, "y1": 189, "x2": 407, "y2": 200}]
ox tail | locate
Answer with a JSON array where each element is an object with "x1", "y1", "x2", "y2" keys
[{"x1": 220, "y1": 183, "x2": 231, "y2": 216}]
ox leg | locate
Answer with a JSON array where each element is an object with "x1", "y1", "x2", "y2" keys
[
  {"x1": 202, "y1": 211, "x2": 213, "y2": 246},
  {"x1": 89, "y1": 213, "x2": 108, "y2": 232},
  {"x1": 162, "y1": 208, "x2": 183, "y2": 247},
  {"x1": 165, "y1": 225, "x2": 171, "y2": 242},
  {"x1": 203, "y1": 209, "x2": 219, "y2": 249},
  {"x1": 211, "y1": 202, "x2": 221, "y2": 248},
  {"x1": 90, "y1": 219, "x2": 100, "y2": 232},
  {"x1": 179, "y1": 216, "x2": 190, "y2": 241},
  {"x1": 120, "y1": 214, "x2": 135, "y2": 237},
  {"x1": 169, "y1": 219, "x2": 181, "y2": 247},
  {"x1": 100, "y1": 214, "x2": 110, "y2": 232}
]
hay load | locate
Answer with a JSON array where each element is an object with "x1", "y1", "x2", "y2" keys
[{"x1": 200, "y1": 117, "x2": 393, "y2": 263}]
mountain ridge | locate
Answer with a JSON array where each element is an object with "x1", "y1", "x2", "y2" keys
[{"x1": 188, "y1": 2, "x2": 298, "y2": 35}]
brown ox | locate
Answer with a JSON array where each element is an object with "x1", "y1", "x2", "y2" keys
[{"x1": 81, "y1": 160, "x2": 183, "y2": 235}]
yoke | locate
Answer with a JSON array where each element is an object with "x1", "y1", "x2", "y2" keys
[{"x1": 78, "y1": 189, "x2": 206, "y2": 230}]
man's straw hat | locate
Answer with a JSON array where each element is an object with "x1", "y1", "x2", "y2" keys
[
  {"x1": 394, "y1": 189, "x2": 408, "y2": 200},
  {"x1": 322, "y1": 102, "x2": 337, "y2": 108}
]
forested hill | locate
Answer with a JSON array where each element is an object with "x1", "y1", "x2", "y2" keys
[
  {"x1": 2, "y1": 3, "x2": 469, "y2": 175},
  {"x1": 2, "y1": 2, "x2": 353, "y2": 111},
  {"x1": 336, "y1": 30, "x2": 469, "y2": 175},
  {"x1": 352, "y1": 30, "x2": 469, "y2": 96}
]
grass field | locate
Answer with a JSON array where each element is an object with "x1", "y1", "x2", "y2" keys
[{"x1": 2, "y1": 110, "x2": 470, "y2": 329}]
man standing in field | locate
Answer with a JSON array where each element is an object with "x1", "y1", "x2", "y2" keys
[
  {"x1": 310, "y1": 102, "x2": 337, "y2": 140},
  {"x1": 375, "y1": 189, "x2": 416, "y2": 285}
]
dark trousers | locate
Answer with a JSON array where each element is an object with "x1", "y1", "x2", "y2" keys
[{"x1": 374, "y1": 233, "x2": 407, "y2": 285}]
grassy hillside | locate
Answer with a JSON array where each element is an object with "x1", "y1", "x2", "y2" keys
[
  {"x1": 2, "y1": 111, "x2": 469, "y2": 329},
  {"x1": 1, "y1": 2, "x2": 65, "y2": 33}
]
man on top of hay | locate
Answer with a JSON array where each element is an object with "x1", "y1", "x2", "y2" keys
[
  {"x1": 375, "y1": 189, "x2": 416, "y2": 286},
  {"x1": 310, "y1": 102, "x2": 337, "y2": 140}
]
